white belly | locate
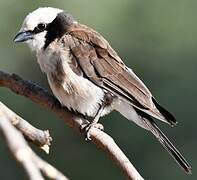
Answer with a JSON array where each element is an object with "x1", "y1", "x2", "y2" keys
[
  {"x1": 37, "y1": 47, "x2": 108, "y2": 117},
  {"x1": 47, "y1": 69, "x2": 105, "y2": 117}
]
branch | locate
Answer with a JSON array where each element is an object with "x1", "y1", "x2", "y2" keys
[
  {"x1": 0, "y1": 110, "x2": 68, "y2": 180},
  {"x1": 0, "y1": 102, "x2": 52, "y2": 153},
  {"x1": 0, "y1": 70, "x2": 144, "y2": 180}
]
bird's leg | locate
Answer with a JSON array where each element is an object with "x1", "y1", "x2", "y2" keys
[
  {"x1": 85, "y1": 104, "x2": 105, "y2": 141},
  {"x1": 83, "y1": 92, "x2": 114, "y2": 141}
]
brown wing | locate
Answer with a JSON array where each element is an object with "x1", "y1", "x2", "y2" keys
[
  {"x1": 66, "y1": 24, "x2": 154, "y2": 107},
  {"x1": 63, "y1": 23, "x2": 176, "y2": 125}
]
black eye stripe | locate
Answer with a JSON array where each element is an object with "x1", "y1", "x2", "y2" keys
[
  {"x1": 33, "y1": 23, "x2": 47, "y2": 33},
  {"x1": 38, "y1": 23, "x2": 46, "y2": 30}
]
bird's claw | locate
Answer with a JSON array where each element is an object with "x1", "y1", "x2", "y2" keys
[{"x1": 83, "y1": 123, "x2": 104, "y2": 141}]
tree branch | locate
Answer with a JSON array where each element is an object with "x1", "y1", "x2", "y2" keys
[
  {"x1": 0, "y1": 102, "x2": 52, "y2": 153},
  {"x1": 0, "y1": 110, "x2": 68, "y2": 180},
  {"x1": 0, "y1": 70, "x2": 144, "y2": 180}
]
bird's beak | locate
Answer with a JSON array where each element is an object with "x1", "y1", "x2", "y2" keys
[{"x1": 14, "y1": 31, "x2": 33, "y2": 43}]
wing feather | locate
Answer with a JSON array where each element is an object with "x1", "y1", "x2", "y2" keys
[{"x1": 62, "y1": 24, "x2": 176, "y2": 125}]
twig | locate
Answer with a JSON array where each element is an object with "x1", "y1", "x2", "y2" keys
[
  {"x1": 0, "y1": 102, "x2": 52, "y2": 153},
  {"x1": 32, "y1": 151, "x2": 68, "y2": 180},
  {"x1": 0, "y1": 70, "x2": 144, "y2": 180},
  {"x1": 0, "y1": 111, "x2": 68, "y2": 180}
]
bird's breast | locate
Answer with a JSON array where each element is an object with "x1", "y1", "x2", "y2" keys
[
  {"x1": 48, "y1": 69, "x2": 105, "y2": 117},
  {"x1": 37, "y1": 48, "x2": 106, "y2": 117}
]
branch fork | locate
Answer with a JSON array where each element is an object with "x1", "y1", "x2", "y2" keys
[{"x1": 0, "y1": 70, "x2": 144, "y2": 180}]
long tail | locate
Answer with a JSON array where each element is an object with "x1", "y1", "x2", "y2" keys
[{"x1": 143, "y1": 117, "x2": 192, "y2": 174}]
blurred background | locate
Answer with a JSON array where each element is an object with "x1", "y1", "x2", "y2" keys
[{"x1": 0, "y1": 0, "x2": 196, "y2": 179}]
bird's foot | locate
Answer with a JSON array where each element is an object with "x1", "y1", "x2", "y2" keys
[{"x1": 82, "y1": 123, "x2": 104, "y2": 141}]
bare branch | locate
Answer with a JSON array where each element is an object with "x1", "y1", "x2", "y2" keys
[
  {"x1": 32, "y1": 152, "x2": 68, "y2": 180},
  {"x1": 0, "y1": 102, "x2": 52, "y2": 153},
  {"x1": 0, "y1": 112, "x2": 69, "y2": 180},
  {"x1": 0, "y1": 70, "x2": 144, "y2": 180}
]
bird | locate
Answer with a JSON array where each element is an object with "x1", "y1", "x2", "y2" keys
[{"x1": 14, "y1": 7, "x2": 191, "y2": 174}]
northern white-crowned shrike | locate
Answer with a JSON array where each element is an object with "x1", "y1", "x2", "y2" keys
[{"x1": 14, "y1": 7, "x2": 191, "y2": 174}]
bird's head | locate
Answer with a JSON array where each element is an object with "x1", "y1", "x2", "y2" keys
[{"x1": 14, "y1": 7, "x2": 76, "y2": 51}]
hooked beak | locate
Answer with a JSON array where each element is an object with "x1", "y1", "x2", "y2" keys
[{"x1": 14, "y1": 31, "x2": 34, "y2": 43}]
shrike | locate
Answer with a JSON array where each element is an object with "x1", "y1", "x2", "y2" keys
[{"x1": 14, "y1": 7, "x2": 191, "y2": 173}]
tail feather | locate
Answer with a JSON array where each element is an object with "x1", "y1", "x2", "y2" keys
[
  {"x1": 152, "y1": 97, "x2": 177, "y2": 126},
  {"x1": 143, "y1": 118, "x2": 192, "y2": 174}
]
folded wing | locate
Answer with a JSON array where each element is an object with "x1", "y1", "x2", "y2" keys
[{"x1": 64, "y1": 23, "x2": 176, "y2": 125}]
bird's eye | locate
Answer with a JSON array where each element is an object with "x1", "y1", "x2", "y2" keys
[{"x1": 36, "y1": 23, "x2": 46, "y2": 31}]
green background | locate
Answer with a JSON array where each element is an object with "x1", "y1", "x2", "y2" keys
[{"x1": 0, "y1": 0, "x2": 196, "y2": 179}]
